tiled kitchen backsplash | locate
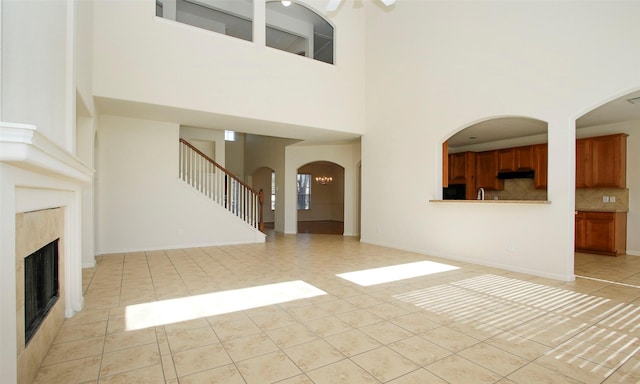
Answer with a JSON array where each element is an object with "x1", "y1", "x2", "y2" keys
[
  {"x1": 483, "y1": 179, "x2": 629, "y2": 211},
  {"x1": 575, "y1": 188, "x2": 629, "y2": 211},
  {"x1": 485, "y1": 179, "x2": 548, "y2": 201}
]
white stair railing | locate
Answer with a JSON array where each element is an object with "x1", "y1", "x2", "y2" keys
[{"x1": 179, "y1": 139, "x2": 264, "y2": 231}]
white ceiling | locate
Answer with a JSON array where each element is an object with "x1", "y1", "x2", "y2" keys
[{"x1": 448, "y1": 90, "x2": 640, "y2": 149}]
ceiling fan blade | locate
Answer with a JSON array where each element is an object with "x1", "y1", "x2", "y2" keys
[
  {"x1": 326, "y1": 0, "x2": 342, "y2": 12},
  {"x1": 380, "y1": 0, "x2": 395, "y2": 5}
]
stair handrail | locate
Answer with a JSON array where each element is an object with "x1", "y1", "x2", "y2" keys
[{"x1": 179, "y1": 138, "x2": 264, "y2": 232}]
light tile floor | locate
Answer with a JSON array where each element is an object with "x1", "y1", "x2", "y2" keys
[{"x1": 34, "y1": 235, "x2": 640, "y2": 383}]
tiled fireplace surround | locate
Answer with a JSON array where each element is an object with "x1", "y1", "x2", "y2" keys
[
  {"x1": 0, "y1": 123, "x2": 93, "y2": 384},
  {"x1": 15, "y1": 208, "x2": 66, "y2": 384}
]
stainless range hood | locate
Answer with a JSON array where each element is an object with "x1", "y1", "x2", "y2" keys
[{"x1": 497, "y1": 168, "x2": 535, "y2": 179}]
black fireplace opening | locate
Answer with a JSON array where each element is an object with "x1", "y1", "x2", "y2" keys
[{"x1": 24, "y1": 238, "x2": 59, "y2": 344}]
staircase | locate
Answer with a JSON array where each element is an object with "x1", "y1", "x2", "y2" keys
[{"x1": 179, "y1": 139, "x2": 264, "y2": 231}]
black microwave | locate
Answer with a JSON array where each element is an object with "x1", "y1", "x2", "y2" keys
[{"x1": 443, "y1": 184, "x2": 466, "y2": 200}]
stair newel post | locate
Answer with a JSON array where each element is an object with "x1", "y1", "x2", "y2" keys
[{"x1": 258, "y1": 189, "x2": 265, "y2": 232}]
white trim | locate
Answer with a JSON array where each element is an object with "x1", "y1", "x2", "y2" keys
[{"x1": 0, "y1": 122, "x2": 94, "y2": 182}]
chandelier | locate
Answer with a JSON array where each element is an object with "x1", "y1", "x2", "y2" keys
[{"x1": 315, "y1": 176, "x2": 333, "y2": 185}]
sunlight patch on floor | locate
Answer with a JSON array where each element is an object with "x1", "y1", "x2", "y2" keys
[
  {"x1": 575, "y1": 274, "x2": 640, "y2": 289},
  {"x1": 336, "y1": 260, "x2": 459, "y2": 286},
  {"x1": 395, "y1": 274, "x2": 640, "y2": 381},
  {"x1": 124, "y1": 280, "x2": 326, "y2": 331}
]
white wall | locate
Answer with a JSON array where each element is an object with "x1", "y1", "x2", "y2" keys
[
  {"x1": 96, "y1": 115, "x2": 264, "y2": 254},
  {"x1": 363, "y1": 1, "x2": 640, "y2": 280},
  {"x1": 285, "y1": 141, "x2": 360, "y2": 236},
  {"x1": 91, "y1": 0, "x2": 365, "y2": 138},
  {"x1": 180, "y1": 126, "x2": 225, "y2": 166},
  {"x1": 1, "y1": 0, "x2": 74, "y2": 151}
]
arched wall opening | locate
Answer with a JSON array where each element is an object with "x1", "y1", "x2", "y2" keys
[
  {"x1": 443, "y1": 116, "x2": 549, "y2": 201},
  {"x1": 296, "y1": 161, "x2": 345, "y2": 234},
  {"x1": 574, "y1": 88, "x2": 640, "y2": 259}
]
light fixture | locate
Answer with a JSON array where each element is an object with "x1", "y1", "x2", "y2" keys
[
  {"x1": 315, "y1": 176, "x2": 333, "y2": 185},
  {"x1": 281, "y1": 0, "x2": 292, "y2": 6},
  {"x1": 627, "y1": 96, "x2": 640, "y2": 105}
]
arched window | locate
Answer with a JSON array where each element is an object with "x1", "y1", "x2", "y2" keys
[{"x1": 266, "y1": 1, "x2": 334, "y2": 64}]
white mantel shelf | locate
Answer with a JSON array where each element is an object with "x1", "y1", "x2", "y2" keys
[{"x1": 0, "y1": 122, "x2": 94, "y2": 182}]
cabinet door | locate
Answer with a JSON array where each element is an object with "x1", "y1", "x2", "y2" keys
[
  {"x1": 533, "y1": 144, "x2": 547, "y2": 189},
  {"x1": 448, "y1": 153, "x2": 467, "y2": 184},
  {"x1": 498, "y1": 148, "x2": 516, "y2": 172},
  {"x1": 576, "y1": 139, "x2": 591, "y2": 188},
  {"x1": 591, "y1": 134, "x2": 626, "y2": 188},
  {"x1": 515, "y1": 145, "x2": 535, "y2": 170},
  {"x1": 476, "y1": 150, "x2": 503, "y2": 190},
  {"x1": 575, "y1": 212, "x2": 587, "y2": 250},
  {"x1": 583, "y1": 212, "x2": 615, "y2": 253}
]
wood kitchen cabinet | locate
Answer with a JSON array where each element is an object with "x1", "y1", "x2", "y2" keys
[
  {"x1": 576, "y1": 139, "x2": 590, "y2": 188},
  {"x1": 498, "y1": 148, "x2": 517, "y2": 172},
  {"x1": 575, "y1": 211, "x2": 627, "y2": 256},
  {"x1": 447, "y1": 152, "x2": 477, "y2": 199},
  {"x1": 533, "y1": 144, "x2": 547, "y2": 189},
  {"x1": 475, "y1": 150, "x2": 503, "y2": 190},
  {"x1": 515, "y1": 145, "x2": 535, "y2": 170},
  {"x1": 498, "y1": 145, "x2": 535, "y2": 172},
  {"x1": 576, "y1": 133, "x2": 627, "y2": 188}
]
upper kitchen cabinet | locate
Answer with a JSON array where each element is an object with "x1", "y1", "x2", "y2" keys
[
  {"x1": 449, "y1": 152, "x2": 476, "y2": 184},
  {"x1": 576, "y1": 133, "x2": 628, "y2": 188},
  {"x1": 533, "y1": 144, "x2": 547, "y2": 189},
  {"x1": 447, "y1": 151, "x2": 477, "y2": 199},
  {"x1": 498, "y1": 145, "x2": 535, "y2": 172},
  {"x1": 476, "y1": 150, "x2": 503, "y2": 190}
]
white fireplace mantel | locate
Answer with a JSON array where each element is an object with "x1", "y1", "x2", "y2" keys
[
  {"x1": 0, "y1": 122, "x2": 94, "y2": 182},
  {"x1": 1, "y1": 122, "x2": 95, "y2": 383}
]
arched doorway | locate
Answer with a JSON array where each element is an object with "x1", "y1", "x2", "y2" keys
[
  {"x1": 296, "y1": 161, "x2": 345, "y2": 234},
  {"x1": 574, "y1": 89, "x2": 640, "y2": 279}
]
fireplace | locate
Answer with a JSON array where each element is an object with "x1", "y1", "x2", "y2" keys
[
  {"x1": 24, "y1": 239, "x2": 60, "y2": 345},
  {"x1": 16, "y1": 208, "x2": 66, "y2": 384}
]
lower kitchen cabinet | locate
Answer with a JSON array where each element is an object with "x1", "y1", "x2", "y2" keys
[{"x1": 575, "y1": 211, "x2": 627, "y2": 256}]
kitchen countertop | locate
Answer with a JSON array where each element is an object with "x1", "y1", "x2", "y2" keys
[
  {"x1": 430, "y1": 200, "x2": 551, "y2": 204},
  {"x1": 575, "y1": 208, "x2": 628, "y2": 212}
]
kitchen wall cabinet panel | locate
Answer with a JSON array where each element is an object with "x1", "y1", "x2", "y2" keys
[
  {"x1": 476, "y1": 150, "x2": 503, "y2": 190},
  {"x1": 591, "y1": 134, "x2": 627, "y2": 188},
  {"x1": 533, "y1": 144, "x2": 547, "y2": 189},
  {"x1": 498, "y1": 148, "x2": 516, "y2": 172},
  {"x1": 447, "y1": 152, "x2": 477, "y2": 199},
  {"x1": 499, "y1": 145, "x2": 535, "y2": 172},
  {"x1": 515, "y1": 145, "x2": 534, "y2": 170},
  {"x1": 576, "y1": 133, "x2": 627, "y2": 188},
  {"x1": 576, "y1": 139, "x2": 590, "y2": 188},
  {"x1": 575, "y1": 211, "x2": 627, "y2": 256},
  {"x1": 449, "y1": 153, "x2": 467, "y2": 184}
]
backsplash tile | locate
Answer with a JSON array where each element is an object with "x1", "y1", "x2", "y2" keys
[
  {"x1": 483, "y1": 180, "x2": 629, "y2": 211},
  {"x1": 485, "y1": 179, "x2": 547, "y2": 201},
  {"x1": 575, "y1": 188, "x2": 629, "y2": 211}
]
